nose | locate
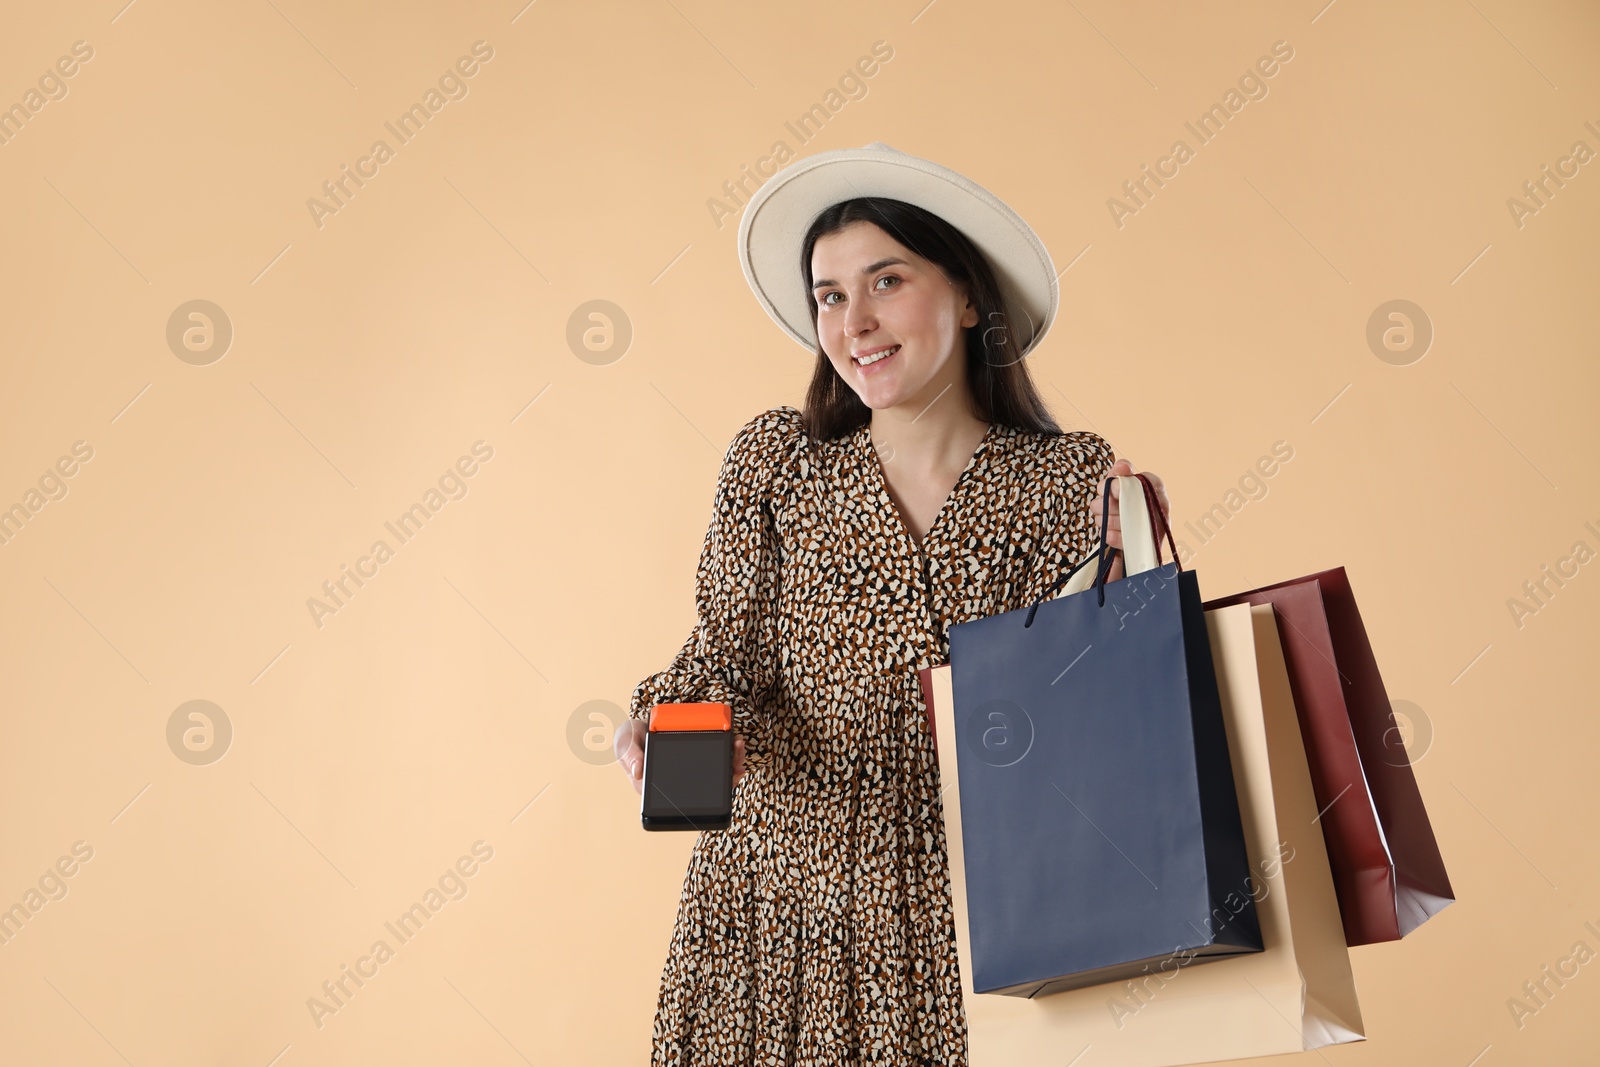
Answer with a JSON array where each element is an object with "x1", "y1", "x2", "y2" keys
[{"x1": 844, "y1": 294, "x2": 877, "y2": 339}]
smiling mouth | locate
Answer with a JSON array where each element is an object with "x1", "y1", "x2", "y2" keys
[{"x1": 853, "y1": 345, "x2": 901, "y2": 367}]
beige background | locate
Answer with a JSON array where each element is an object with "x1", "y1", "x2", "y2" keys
[{"x1": 0, "y1": 1, "x2": 1595, "y2": 1063}]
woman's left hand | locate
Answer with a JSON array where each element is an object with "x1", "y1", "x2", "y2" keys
[{"x1": 1090, "y1": 459, "x2": 1172, "y2": 583}]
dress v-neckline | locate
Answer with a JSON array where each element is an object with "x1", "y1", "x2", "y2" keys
[{"x1": 857, "y1": 420, "x2": 1000, "y2": 556}]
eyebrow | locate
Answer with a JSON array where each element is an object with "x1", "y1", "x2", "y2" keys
[{"x1": 811, "y1": 257, "x2": 909, "y2": 291}]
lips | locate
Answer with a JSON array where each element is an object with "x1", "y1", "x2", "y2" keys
[{"x1": 853, "y1": 344, "x2": 901, "y2": 367}]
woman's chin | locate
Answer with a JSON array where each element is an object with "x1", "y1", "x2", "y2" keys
[
  {"x1": 838, "y1": 362, "x2": 922, "y2": 410},
  {"x1": 853, "y1": 385, "x2": 904, "y2": 410}
]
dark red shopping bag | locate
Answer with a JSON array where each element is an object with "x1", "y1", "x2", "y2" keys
[
  {"x1": 916, "y1": 667, "x2": 939, "y2": 756},
  {"x1": 1204, "y1": 568, "x2": 1455, "y2": 945}
]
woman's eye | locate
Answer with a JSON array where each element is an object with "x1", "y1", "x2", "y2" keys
[{"x1": 821, "y1": 276, "x2": 898, "y2": 307}]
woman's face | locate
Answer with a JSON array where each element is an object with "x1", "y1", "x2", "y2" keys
[{"x1": 810, "y1": 220, "x2": 979, "y2": 415}]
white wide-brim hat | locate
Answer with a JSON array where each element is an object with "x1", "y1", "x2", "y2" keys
[{"x1": 737, "y1": 141, "x2": 1059, "y2": 358}]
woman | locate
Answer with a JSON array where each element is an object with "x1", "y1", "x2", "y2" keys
[{"x1": 615, "y1": 143, "x2": 1171, "y2": 1065}]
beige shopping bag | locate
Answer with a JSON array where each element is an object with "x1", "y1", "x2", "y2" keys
[{"x1": 928, "y1": 599, "x2": 1365, "y2": 1065}]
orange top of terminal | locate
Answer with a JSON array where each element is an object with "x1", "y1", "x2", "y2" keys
[{"x1": 648, "y1": 703, "x2": 732, "y2": 732}]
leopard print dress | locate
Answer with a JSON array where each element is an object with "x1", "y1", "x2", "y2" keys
[{"x1": 630, "y1": 404, "x2": 1115, "y2": 1066}]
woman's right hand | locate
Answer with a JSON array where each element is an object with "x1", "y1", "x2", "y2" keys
[{"x1": 614, "y1": 719, "x2": 747, "y2": 796}]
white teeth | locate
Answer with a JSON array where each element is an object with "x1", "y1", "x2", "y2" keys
[{"x1": 855, "y1": 345, "x2": 899, "y2": 366}]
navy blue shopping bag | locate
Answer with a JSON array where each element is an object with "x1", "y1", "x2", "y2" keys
[{"x1": 946, "y1": 474, "x2": 1262, "y2": 998}]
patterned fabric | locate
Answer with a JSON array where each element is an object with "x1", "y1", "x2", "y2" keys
[{"x1": 631, "y1": 404, "x2": 1116, "y2": 1065}]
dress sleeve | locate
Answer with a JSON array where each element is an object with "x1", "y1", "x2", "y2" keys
[
  {"x1": 1014, "y1": 430, "x2": 1118, "y2": 607},
  {"x1": 627, "y1": 407, "x2": 797, "y2": 748}
]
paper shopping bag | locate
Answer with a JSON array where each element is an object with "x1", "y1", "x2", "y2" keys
[
  {"x1": 924, "y1": 601, "x2": 1366, "y2": 1065},
  {"x1": 940, "y1": 475, "x2": 1261, "y2": 997},
  {"x1": 1203, "y1": 569, "x2": 1455, "y2": 945}
]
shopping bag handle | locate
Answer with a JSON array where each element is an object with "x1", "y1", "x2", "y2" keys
[
  {"x1": 1094, "y1": 470, "x2": 1178, "y2": 578},
  {"x1": 1026, "y1": 477, "x2": 1122, "y2": 620},
  {"x1": 1026, "y1": 541, "x2": 1117, "y2": 624},
  {"x1": 1024, "y1": 472, "x2": 1181, "y2": 624},
  {"x1": 1123, "y1": 471, "x2": 1180, "y2": 576}
]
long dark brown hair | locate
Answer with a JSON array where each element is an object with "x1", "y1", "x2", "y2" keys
[{"x1": 797, "y1": 197, "x2": 1065, "y2": 443}]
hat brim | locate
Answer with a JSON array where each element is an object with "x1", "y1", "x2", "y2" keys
[{"x1": 737, "y1": 143, "x2": 1059, "y2": 358}]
